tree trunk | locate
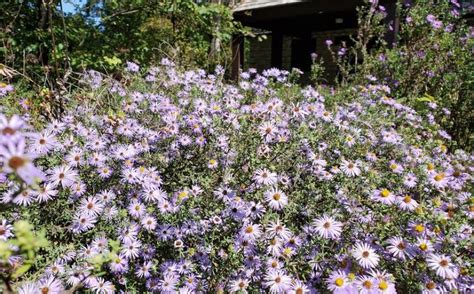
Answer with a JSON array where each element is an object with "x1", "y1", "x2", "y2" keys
[
  {"x1": 209, "y1": 0, "x2": 222, "y2": 61},
  {"x1": 37, "y1": 0, "x2": 50, "y2": 66}
]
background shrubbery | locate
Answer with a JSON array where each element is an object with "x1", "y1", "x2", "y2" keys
[
  {"x1": 1, "y1": 0, "x2": 245, "y2": 79},
  {"x1": 321, "y1": 0, "x2": 473, "y2": 151}
]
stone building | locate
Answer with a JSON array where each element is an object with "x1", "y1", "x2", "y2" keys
[
  {"x1": 230, "y1": 0, "x2": 399, "y2": 80},
  {"x1": 230, "y1": 0, "x2": 474, "y2": 80}
]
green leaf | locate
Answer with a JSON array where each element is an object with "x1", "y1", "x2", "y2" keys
[
  {"x1": 104, "y1": 56, "x2": 122, "y2": 66},
  {"x1": 416, "y1": 94, "x2": 435, "y2": 103},
  {"x1": 12, "y1": 264, "x2": 32, "y2": 279}
]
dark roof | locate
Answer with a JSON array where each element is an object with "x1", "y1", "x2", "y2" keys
[{"x1": 233, "y1": 0, "x2": 308, "y2": 12}]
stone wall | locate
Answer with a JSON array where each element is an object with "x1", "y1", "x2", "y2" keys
[
  {"x1": 245, "y1": 28, "x2": 357, "y2": 81},
  {"x1": 281, "y1": 35, "x2": 292, "y2": 70},
  {"x1": 246, "y1": 34, "x2": 272, "y2": 72},
  {"x1": 312, "y1": 28, "x2": 357, "y2": 80}
]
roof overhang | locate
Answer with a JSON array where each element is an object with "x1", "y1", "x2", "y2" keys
[
  {"x1": 233, "y1": 0, "x2": 308, "y2": 12},
  {"x1": 233, "y1": 0, "x2": 365, "y2": 33}
]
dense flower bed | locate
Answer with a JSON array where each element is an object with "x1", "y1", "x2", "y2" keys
[{"x1": 0, "y1": 61, "x2": 472, "y2": 293}]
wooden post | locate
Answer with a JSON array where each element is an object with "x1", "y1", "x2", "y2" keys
[
  {"x1": 383, "y1": 0, "x2": 400, "y2": 47},
  {"x1": 231, "y1": 34, "x2": 243, "y2": 81},
  {"x1": 271, "y1": 31, "x2": 283, "y2": 68},
  {"x1": 240, "y1": 34, "x2": 245, "y2": 69}
]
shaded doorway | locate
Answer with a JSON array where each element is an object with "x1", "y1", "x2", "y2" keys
[{"x1": 291, "y1": 34, "x2": 316, "y2": 72}]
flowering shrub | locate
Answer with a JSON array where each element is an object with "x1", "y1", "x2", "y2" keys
[
  {"x1": 0, "y1": 62, "x2": 472, "y2": 293},
  {"x1": 327, "y1": 0, "x2": 474, "y2": 150}
]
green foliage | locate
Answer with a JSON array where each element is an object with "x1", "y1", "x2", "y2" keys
[
  {"x1": 309, "y1": 55, "x2": 326, "y2": 84},
  {"x1": 0, "y1": 220, "x2": 48, "y2": 291},
  {"x1": 326, "y1": 0, "x2": 473, "y2": 150},
  {"x1": 0, "y1": 0, "x2": 246, "y2": 84}
]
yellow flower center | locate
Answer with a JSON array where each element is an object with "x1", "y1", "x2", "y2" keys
[
  {"x1": 390, "y1": 163, "x2": 397, "y2": 170},
  {"x1": 415, "y1": 224, "x2": 424, "y2": 232},
  {"x1": 380, "y1": 189, "x2": 390, "y2": 198},
  {"x1": 379, "y1": 280, "x2": 388, "y2": 290},
  {"x1": 2, "y1": 127, "x2": 16, "y2": 135},
  {"x1": 439, "y1": 260, "x2": 449, "y2": 267},
  {"x1": 348, "y1": 273, "x2": 355, "y2": 281},
  {"x1": 403, "y1": 195, "x2": 412, "y2": 203},
  {"x1": 283, "y1": 247, "x2": 293, "y2": 256},
  {"x1": 8, "y1": 156, "x2": 26, "y2": 170},
  {"x1": 419, "y1": 243, "x2": 427, "y2": 251},
  {"x1": 434, "y1": 173, "x2": 445, "y2": 181},
  {"x1": 273, "y1": 193, "x2": 281, "y2": 201},
  {"x1": 363, "y1": 280, "x2": 372, "y2": 289},
  {"x1": 178, "y1": 191, "x2": 188, "y2": 199},
  {"x1": 426, "y1": 281, "x2": 436, "y2": 290},
  {"x1": 335, "y1": 278, "x2": 344, "y2": 287}
]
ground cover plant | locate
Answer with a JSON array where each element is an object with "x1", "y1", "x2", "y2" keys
[{"x1": 0, "y1": 61, "x2": 472, "y2": 293}]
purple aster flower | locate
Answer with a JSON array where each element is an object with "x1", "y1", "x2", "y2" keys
[
  {"x1": 0, "y1": 219, "x2": 14, "y2": 240},
  {"x1": 432, "y1": 20, "x2": 443, "y2": 29},
  {"x1": 0, "y1": 138, "x2": 45, "y2": 185},
  {"x1": 36, "y1": 275, "x2": 64, "y2": 294},
  {"x1": 0, "y1": 114, "x2": 24, "y2": 142},
  {"x1": 426, "y1": 14, "x2": 436, "y2": 23},
  {"x1": 0, "y1": 83, "x2": 14, "y2": 97},
  {"x1": 49, "y1": 165, "x2": 77, "y2": 188},
  {"x1": 109, "y1": 253, "x2": 129, "y2": 274},
  {"x1": 126, "y1": 61, "x2": 140, "y2": 73}
]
